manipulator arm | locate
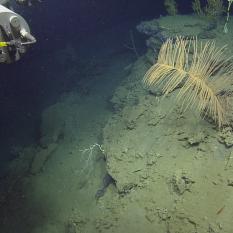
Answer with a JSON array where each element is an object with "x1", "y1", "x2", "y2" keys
[
  {"x1": 0, "y1": 0, "x2": 41, "y2": 7},
  {"x1": 16, "y1": 0, "x2": 41, "y2": 6},
  {"x1": 0, "y1": 1, "x2": 37, "y2": 63}
]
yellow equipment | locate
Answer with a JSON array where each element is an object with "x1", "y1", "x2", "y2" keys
[{"x1": 0, "y1": 41, "x2": 8, "y2": 47}]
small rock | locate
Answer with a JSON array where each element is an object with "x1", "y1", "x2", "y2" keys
[
  {"x1": 218, "y1": 127, "x2": 233, "y2": 148},
  {"x1": 187, "y1": 132, "x2": 206, "y2": 146},
  {"x1": 146, "y1": 157, "x2": 157, "y2": 166},
  {"x1": 170, "y1": 170, "x2": 195, "y2": 195},
  {"x1": 126, "y1": 120, "x2": 136, "y2": 130},
  {"x1": 227, "y1": 178, "x2": 233, "y2": 187}
]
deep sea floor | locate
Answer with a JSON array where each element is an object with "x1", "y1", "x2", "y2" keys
[{"x1": 2, "y1": 15, "x2": 233, "y2": 233}]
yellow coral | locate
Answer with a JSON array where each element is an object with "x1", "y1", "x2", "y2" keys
[
  {"x1": 192, "y1": 0, "x2": 204, "y2": 15},
  {"x1": 143, "y1": 37, "x2": 233, "y2": 128},
  {"x1": 193, "y1": 0, "x2": 225, "y2": 18},
  {"x1": 224, "y1": 0, "x2": 233, "y2": 33},
  {"x1": 164, "y1": 0, "x2": 178, "y2": 16},
  {"x1": 205, "y1": 0, "x2": 225, "y2": 18}
]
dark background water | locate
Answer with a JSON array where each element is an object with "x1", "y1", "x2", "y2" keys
[{"x1": 0, "y1": 0, "x2": 204, "y2": 166}]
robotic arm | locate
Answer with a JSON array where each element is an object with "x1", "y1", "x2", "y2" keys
[
  {"x1": 0, "y1": 0, "x2": 38, "y2": 63},
  {"x1": 15, "y1": 0, "x2": 41, "y2": 7}
]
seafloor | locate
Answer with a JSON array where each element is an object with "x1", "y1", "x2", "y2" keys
[{"x1": 1, "y1": 15, "x2": 233, "y2": 233}]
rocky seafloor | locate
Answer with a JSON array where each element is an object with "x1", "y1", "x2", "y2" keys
[
  {"x1": 2, "y1": 15, "x2": 233, "y2": 233},
  {"x1": 100, "y1": 15, "x2": 233, "y2": 233}
]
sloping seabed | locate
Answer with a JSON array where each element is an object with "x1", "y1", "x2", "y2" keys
[{"x1": 1, "y1": 15, "x2": 233, "y2": 233}]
